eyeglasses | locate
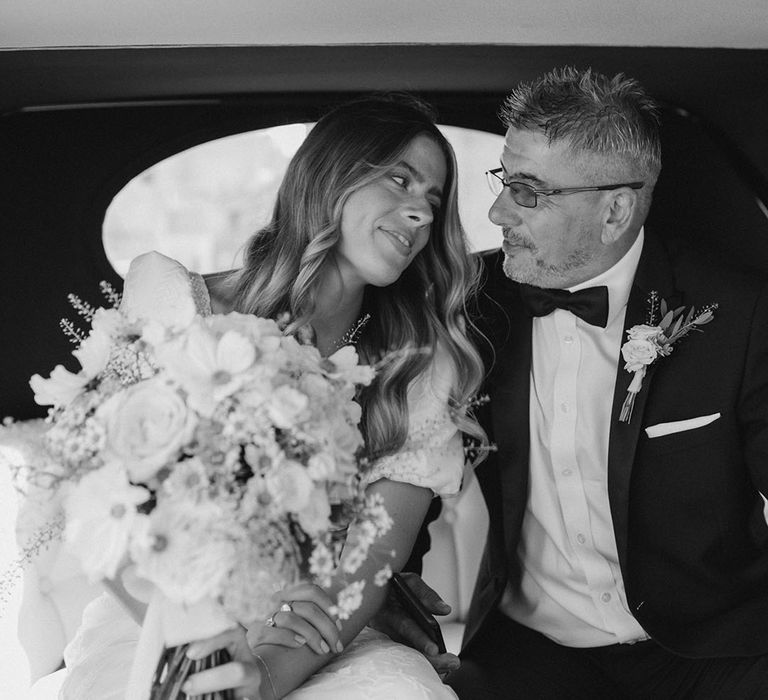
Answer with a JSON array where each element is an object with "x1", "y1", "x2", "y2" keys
[{"x1": 485, "y1": 168, "x2": 644, "y2": 208}]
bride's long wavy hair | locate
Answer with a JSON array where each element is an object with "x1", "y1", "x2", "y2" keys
[{"x1": 227, "y1": 94, "x2": 487, "y2": 464}]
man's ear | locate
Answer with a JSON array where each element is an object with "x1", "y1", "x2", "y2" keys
[{"x1": 601, "y1": 188, "x2": 638, "y2": 245}]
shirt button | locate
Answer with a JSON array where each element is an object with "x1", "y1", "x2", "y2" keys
[
  {"x1": 601, "y1": 592, "x2": 612, "y2": 603},
  {"x1": 576, "y1": 533, "x2": 586, "y2": 544},
  {"x1": 563, "y1": 335, "x2": 574, "y2": 344},
  {"x1": 560, "y1": 403, "x2": 569, "y2": 413},
  {"x1": 562, "y1": 468, "x2": 573, "y2": 477}
]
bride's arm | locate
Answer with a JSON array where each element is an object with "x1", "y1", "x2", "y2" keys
[
  {"x1": 180, "y1": 477, "x2": 434, "y2": 699},
  {"x1": 255, "y1": 477, "x2": 433, "y2": 695}
]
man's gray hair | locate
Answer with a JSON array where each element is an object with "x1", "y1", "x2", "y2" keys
[{"x1": 501, "y1": 66, "x2": 662, "y2": 185}]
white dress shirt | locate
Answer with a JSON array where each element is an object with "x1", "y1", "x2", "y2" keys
[{"x1": 500, "y1": 228, "x2": 650, "y2": 647}]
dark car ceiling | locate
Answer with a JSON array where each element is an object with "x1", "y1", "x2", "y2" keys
[
  {"x1": 2, "y1": 45, "x2": 768, "y2": 164},
  {"x1": 2, "y1": 44, "x2": 768, "y2": 419}
]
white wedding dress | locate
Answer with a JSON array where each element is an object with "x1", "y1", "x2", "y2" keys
[{"x1": 59, "y1": 252, "x2": 463, "y2": 700}]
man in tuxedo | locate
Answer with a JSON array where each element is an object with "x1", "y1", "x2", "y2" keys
[{"x1": 387, "y1": 66, "x2": 768, "y2": 697}]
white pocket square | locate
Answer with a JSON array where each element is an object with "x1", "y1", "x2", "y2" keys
[{"x1": 645, "y1": 413, "x2": 721, "y2": 438}]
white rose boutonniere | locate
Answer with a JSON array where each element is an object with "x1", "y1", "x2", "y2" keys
[{"x1": 619, "y1": 291, "x2": 717, "y2": 423}]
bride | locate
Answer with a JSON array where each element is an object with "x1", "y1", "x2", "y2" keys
[{"x1": 60, "y1": 93, "x2": 486, "y2": 699}]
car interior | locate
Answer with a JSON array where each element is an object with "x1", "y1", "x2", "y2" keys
[{"x1": 2, "y1": 2, "x2": 768, "y2": 696}]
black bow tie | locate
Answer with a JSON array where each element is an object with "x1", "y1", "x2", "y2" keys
[{"x1": 518, "y1": 283, "x2": 609, "y2": 328}]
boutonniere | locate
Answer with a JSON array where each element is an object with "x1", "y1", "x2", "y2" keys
[{"x1": 619, "y1": 291, "x2": 718, "y2": 423}]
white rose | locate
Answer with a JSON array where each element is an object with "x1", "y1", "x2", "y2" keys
[
  {"x1": 101, "y1": 378, "x2": 196, "y2": 482},
  {"x1": 627, "y1": 324, "x2": 664, "y2": 342},
  {"x1": 621, "y1": 338, "x2": 659, "y2": 373},
  {"x1": 297, "y1": 486, "x2": 331, "y2": 536}
]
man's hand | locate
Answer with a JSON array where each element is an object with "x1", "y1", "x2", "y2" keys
[{"x1": 370, "y1": 572, "x2": 460, "y2": 675}]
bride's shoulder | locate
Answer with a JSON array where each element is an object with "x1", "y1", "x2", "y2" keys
[
  {"x1": 123, "y1": 250, "x2": 190, "y2": 284},
  {"x1": 121, "y1": 251, "x2": 239, "y2": 319},
  {"x1": 121, "y1": 251, "x2": 204, "y2": 325}
]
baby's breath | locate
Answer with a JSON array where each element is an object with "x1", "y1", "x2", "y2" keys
[
  {"x1": 67, "y1": 293, "x2": 97, "y2": 321},
  {"x1": 59, "y1": 318, "x2": 88, "y2": 345},
  {"x1": 103, "y1": 343, "x2": 157, "y2": 385},
  {"x1": 0, "y1": 513, "x2": 64, "y2": 618},
  {"x1": 99, "y1": 280, "x2": 122, "y2": 308}
]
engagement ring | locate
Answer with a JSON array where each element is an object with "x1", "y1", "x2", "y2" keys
[
  {"x1": 265, "y1": 615, "x2": 276, "y2": 627},
  {"x1": 280, "y1": 602, "x2": 293, "y2": 613}
]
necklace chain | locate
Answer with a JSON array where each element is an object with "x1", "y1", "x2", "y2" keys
[{"x1": 332, "y1": 313, "x2": 371, "y2": 351}]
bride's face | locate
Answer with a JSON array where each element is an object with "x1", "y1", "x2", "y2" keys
[{"x1": 334, "y1": 134, "x2": 447, "y2": 290}]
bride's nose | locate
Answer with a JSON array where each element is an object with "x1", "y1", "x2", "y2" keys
[{"x1": 401, "y1": 195, "x2": 434, "y2": 227}]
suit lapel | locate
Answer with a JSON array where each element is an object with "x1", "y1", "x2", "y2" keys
[
  {"x1": 480, "y1": 257, "x2": 533, "y2": 562},
  {"x1": 498, "y1": 305, "x2": 533, "y2": 563},
  {"x1": 607, "y1": 235, "x2": 678, "y2": 571}
]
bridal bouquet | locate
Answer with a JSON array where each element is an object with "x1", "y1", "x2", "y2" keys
[{"x1": 17, "y1": 288, "x2": 393, "y2": 698}]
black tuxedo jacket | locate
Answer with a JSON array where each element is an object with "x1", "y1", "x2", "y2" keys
[{"x1": 463, "y1": 234, "x2": 768, "y2": 658}]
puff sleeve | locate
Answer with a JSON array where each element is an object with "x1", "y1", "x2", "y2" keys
[{"x1": 361, "y1": 344, "x2": 465, "y2": 497}]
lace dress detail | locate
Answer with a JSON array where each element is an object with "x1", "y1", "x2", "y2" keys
[
  {"x1": 188, "y1": 270, "x2": 212, "y2": 317},
  {"x1": 286, "y1": 627, "x2": 457, "y2": 699},
  {"x1": 362, "y1": 343, "x2": 465, "y2": 497}
]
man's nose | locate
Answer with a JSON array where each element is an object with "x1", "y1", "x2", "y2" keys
[{"x1": 488, "y1": 192, "x2": 520, "y2": 226}]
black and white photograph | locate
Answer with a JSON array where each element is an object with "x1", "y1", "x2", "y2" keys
[{"x1": 1, "y1": 2, "x2": 768, "y2": 698}]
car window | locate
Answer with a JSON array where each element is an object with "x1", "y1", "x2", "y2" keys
[{"x1": 102, "y1": 124, "x2": 504, "y2": 276}]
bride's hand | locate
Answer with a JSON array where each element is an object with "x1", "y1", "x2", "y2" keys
[
  {"x1": 248, "y1": 582, "x2": 344, "y2": 656},
  {"x1": 182, "y1": 627, "x2": 275, "y2": 699}
]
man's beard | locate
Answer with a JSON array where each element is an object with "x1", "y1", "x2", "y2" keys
[{"x1": 501, "y1": 227, "x2": 595, "y2": 289}]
